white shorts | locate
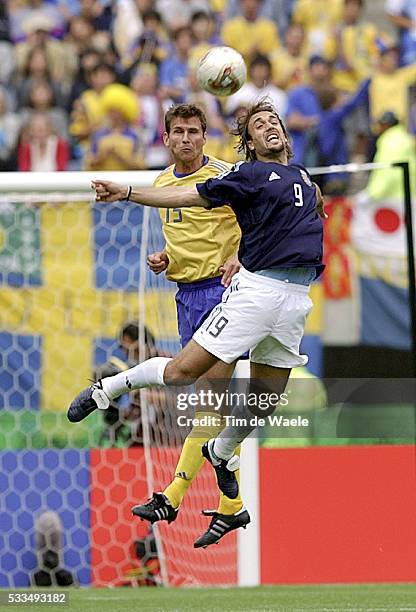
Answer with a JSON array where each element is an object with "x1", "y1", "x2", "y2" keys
[{"x1": 193, "y1": 268, "x2": 313, "y2": 368}]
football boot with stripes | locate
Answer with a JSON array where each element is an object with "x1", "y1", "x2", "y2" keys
[
  {"x1": 67, "y1": 380, "x2": 110, "y2": 422},
  {"x1": 202, "y1": 439, "x2": 240, "y2": 499},
  {"x1": 194, "y1": 508, "x2": 251, "y2": 548},
  {"x1": 132, "y1": 492, "x2": 179, "y2": 524}
]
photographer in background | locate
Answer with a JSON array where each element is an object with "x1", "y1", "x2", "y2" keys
[{"x1": 96, "y1": 321, "x2": 178, "y2": 447}]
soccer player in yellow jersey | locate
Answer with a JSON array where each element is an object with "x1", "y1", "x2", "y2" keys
[{"x1": 134, "y1": 104, "x2": 250, "y2": 545}]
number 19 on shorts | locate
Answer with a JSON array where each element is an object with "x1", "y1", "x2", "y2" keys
[{"x1": 203, "y1": 306, "x2": 229, "y2": 338}]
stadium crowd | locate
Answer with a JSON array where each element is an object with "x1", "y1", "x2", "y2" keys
[{"x1": 1, "y1": 0, "x2": 415, "y2": 192}]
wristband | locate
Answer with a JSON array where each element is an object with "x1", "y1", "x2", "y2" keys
[{"x1": 125, "y1": 185, "x2": 132, "y2": 201}]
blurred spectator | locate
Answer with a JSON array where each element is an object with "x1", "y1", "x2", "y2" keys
[
  {"x1": 186, "y1": 63, "x2": 228, "y2": 159},
  {"x1": 315, "y1": 79, "x2": 370, "y2": 192},
  {"x1": 286, "y1": 55, "x2": 332, "y2": 165},
  {"x1": 0, "y1": 40, "x2": 16, "y2": 86},
  {"x1": 220, "y1": 104, "x2": 247, "y2": 163},
  {"x1": 131, "y1": 64, "x2": 169, "y2": 168},
  {"x1": 85, "y1": 83, "x2": 143, "y2": 170},
  {"x1": 189, "y1": 11, "x2": 220, "y2": 65},
  {"x1": 20, "y1": 80, "x2": 68, "y2": 139},
  {"x1": 17, "y1": 46, "x2": 64, "y2": 109},
  {"x1": 113, "y1": 0, "x2": 155, "y2": 59},
  {"x1": 271, "y1": 23, "x2": 308, "y2": 91},
  {"x1": 369, "y1": 40, "x2": 416, "y2": 124},
  {"x1": 57, "y1": 0, "x2": 113, "y2": 20},
  {"x1": 0, "y1": 2, "x2": 16, "y2": 85},
  {"x1": 226, "y1": 54, "x2": 288, "y2": 116},
  {"x1": 292, "y1": 0, "x2": 344, "y2": 54},
  {"x1": 56, "y1": 0, "x2": 83, "y2": 20},
  {"x1": 63, "y1": 14, "x2": 102, "y2": 58},
  {"x1": 224, "y1": 0, "x2": 292, "y2": 40},
  {"x1": 33, "y1": 511, "x2": 74, "y2": 587},
  {"x1": 159, "y1": 26, "x2": 193, "y2": 105},
  {"x1": 324, "y1": 0, "x2": 376, "y2": 162},
  {"x1": 69, "y1": 61, "x2": 116, "y2": 152},
  {"x1": 9, "y1": 1, "x2": 66, "y2": 42},
  {"x1": 386, "y1": 0, "x2": 416, "y2": 66},
  {"x1": 119, "y1": 10, "x2": 168, "y2": 84},
  {"x1": 79, "y1": 0, "x2": 113, "y2": 33},
  {"x1": 67, "y1": 48, "x2": 102, "y2": 112},
  {"x1": 95, "y1": 321, "x2": 179, "y2": 448},
  {"x1": 367, "y1": 110, "x2": 416, "y2": 200},
  {"x1": 118, "y1": 321, "x2": 160, "y2": 362},
  {"x1": 325, "y1": 0, "x2": 378, "y2": 93},
  {"x1": 18, "y1": 112, "x2": 70, "y2": 171},
  {"x1": 0, "y1": 1, "x2": 11, "y2": 41},
  {"x1": 156, "y1": 0, "x2": 211, "y2": 30},
  {"x1": 15, "y1": 20, "x2": 71, "y2": 86},
  {"x1": 221, "y1": 0, "x2": 281, "y2": 61},
  {"x1": 0, "y1": 86, "x2": 20, "y2": 171}
]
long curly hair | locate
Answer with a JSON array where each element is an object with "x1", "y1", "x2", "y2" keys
[{"x1": 233, "y1": 98, "x2": 293, "y2": 161}]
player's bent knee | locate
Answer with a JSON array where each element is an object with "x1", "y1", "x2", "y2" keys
[{"x1": 164, "y1": 360, "x2": 198, "y2": 386}]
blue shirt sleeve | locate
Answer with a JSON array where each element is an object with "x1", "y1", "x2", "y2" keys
[
  {"x1": 196, "y1": 162, "x2": 254, "y2": 208},
  {"x1": 329, "y1": 79, "x2": 370, "y2": 124}
]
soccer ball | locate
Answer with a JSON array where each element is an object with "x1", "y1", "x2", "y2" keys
[{"x1": 197, "y1": 46, "x2": 247, "y2": 97}]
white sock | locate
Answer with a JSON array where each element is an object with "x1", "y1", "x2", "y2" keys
[
  {"x1": 101, "y1": 357, "x2": 172, "y2": 400},
  {"x1": 213, "y1": 436, "x2": 238, "y2": 461}
]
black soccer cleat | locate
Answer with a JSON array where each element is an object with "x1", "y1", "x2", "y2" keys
[
  {"x1": 194, "y1": 508, "x2": 251, "y2": 548},
  {"x1": 202, "y1": 440, "x2": 240, "y2": 499},
  {"x1": 67, "y1": 380, "x2": 110, "y2": 422},
  {"x1": 132, "y1": 492, "x2": 179, "y2": 524}
]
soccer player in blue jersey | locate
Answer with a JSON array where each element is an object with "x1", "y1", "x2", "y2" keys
[{"x1": 69, "y1": 99, "x2": 325, "y2": 547}]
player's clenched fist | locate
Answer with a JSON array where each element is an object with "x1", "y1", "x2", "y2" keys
[
  {"x1": 147, "y1": 251, "x2": 169, "y2": 275},
  {"x1": 91, "y1": 180, "x2": 129, "y2": 202}
]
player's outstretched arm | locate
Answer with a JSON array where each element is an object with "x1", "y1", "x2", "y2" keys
[{"x1": 92, "y1": 180, "x2": 207, "y2": 208}]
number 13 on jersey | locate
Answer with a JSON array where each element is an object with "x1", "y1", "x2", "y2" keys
[{"x1": 165, "y1": 208, "x2": 183, "y2": 223}]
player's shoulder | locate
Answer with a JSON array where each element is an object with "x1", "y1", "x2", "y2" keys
[
  {"x1": 153, "y1": 164, "x2": 175, "y2": 186},
  {"x1": 289, "y1": 163, "x2": 314, "y2": 187},
  {"x1": 210, "y1": 159, "x2": 253, "y2": 182},
  {"x1": 205, "y1": 156, "x2": 232, "y2": 174}
]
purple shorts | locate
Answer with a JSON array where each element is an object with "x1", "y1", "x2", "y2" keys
[{"x1": 175, "y1": 276, "x2": 225, "y2": 348}]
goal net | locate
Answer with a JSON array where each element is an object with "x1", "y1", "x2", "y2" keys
[{"x1": 0, "y1": 171, "x2": 238, "y2": 588}]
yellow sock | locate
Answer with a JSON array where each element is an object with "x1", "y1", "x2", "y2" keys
[
  {"x1": 217, "y1": 445, "x2": 244, "y2": 515},
  {"x1": 163, "y1": 411, "x2": 222, "y2": 509}
]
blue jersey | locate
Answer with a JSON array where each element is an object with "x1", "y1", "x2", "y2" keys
[{"x1": 196, "y1": 161, "x2": 324, "y2": 277}]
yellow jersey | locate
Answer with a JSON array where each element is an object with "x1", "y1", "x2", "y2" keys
[
  {"x1": 370, "y1": 63, "x2": 416, "y2": 124},
  {"x1": 154, "y1": 156, "x2": 241, "y2": 283}
]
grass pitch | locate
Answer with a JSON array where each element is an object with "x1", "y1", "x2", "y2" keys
[{"x1": 1, "y1": 584, "x2": 416, "y2": 612}]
